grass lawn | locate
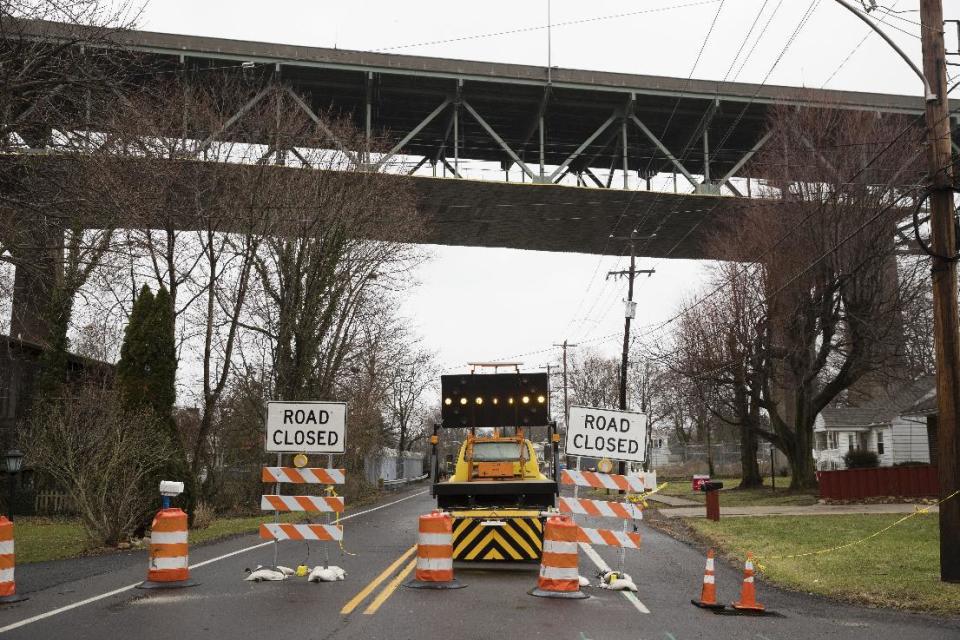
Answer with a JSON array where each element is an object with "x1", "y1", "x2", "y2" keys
[
  {"x1": 658, "y1": 476, "x2": 818, "y2": 507},
  {"x1": 687, "y1": 513, "x2": 960, "y2": 615},
  {"x1": 10, "y1": 517, "x2": 90, "y2": 564}
]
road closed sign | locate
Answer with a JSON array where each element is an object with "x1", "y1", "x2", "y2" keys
[
  {"x1": 266, "y1": 401, "x2": 347, "y2": 453},
  {"x1": 565, "y1": 406, "x2": 647, "y2": 464}
]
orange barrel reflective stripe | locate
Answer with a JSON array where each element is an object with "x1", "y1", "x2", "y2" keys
[
  {"x1": 138, "y1": 508, "x2": 197, "y2": 589},
  {"x1": 529, "y1": 515, "x2": 588, "y2": 599},
  {"x1": 0, "y1": 516, "x2": 26, "y2": 603},
  {"x1": 404, "y1": 511, "x2": 465, "y2": 590}
]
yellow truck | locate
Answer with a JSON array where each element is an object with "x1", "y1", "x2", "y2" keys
[{"x1": 430, "y1": 369, "x2": 560, "y2": 562}]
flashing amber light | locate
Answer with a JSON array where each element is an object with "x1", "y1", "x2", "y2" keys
[
  {"x1": 460, "y1": 397, "x2": 468, "y2": 405},
  {"x1": 537, "y1": 395, "x2": 546, "y2": 404},
  {"x1": 444, "y1": 398, "x2": 452, "y2": 406},
  {"x1": 508, "y1": 397, "x2": 515, "y2": 405},
  {"x1": 475, "y1": 397, "x2": 483, "y2": 405},
  {"x1": 552, "y1": 433, "x2": 561, "y2": 443},
  {"x1": 522, "y1": 395, "x2": 530, "y2": 404},
  {"x1": 492, "y1": 397, "x2": 499, "y2": 405}
]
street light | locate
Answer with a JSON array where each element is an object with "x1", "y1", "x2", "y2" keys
[{"x1": 4, "y1": 449, "x2": 24, "y2": 520}]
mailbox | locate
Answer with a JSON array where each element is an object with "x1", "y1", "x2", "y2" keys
[{"x1": 699, "y1": 481, "x2": 724, "y2": 493}]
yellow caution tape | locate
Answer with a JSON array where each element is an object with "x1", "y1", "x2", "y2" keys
[
  {"x1": 323, "y1": 485, "x2": 357, "y2": 557},
  {"x1": 753, "y1": 489, "x2": 959, "y2": 573}
]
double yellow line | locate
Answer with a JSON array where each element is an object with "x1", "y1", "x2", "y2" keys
[{"x1": 341, "y1": 545, "x2": 418, "y2": 615}]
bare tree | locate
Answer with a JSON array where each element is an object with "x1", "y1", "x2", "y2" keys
[
  {"x1": 692, "y1": 105, "x2": 927, "y2": 489},
  {"x1": 24, "y1": 382, "x2": 174, "y2": 545}
]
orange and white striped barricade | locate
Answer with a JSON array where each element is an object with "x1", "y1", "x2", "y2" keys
[
  {"x1": 405, "y1": 511, "x2": 465, "y2": 589},
  {"x1": 259, "y1": 523, "x2": 343, "y2": 541},
  {"x1": 560, "y1": 470, "x2": 648, "y2": 493},
  {"x1": 0, "y1": 516, "x2": 27, "y2": 604},
  {"x1": 558, "y1": 497, "x2": 642, "y2": 521},
  {"x1": 138, "y1": 507, "x2": 197, "y2": 589},
  {"x1": 530, "y1": 515, "x2": 588, "y2": 599},
  {"x1": 260, "y1": 495, "x2": 344, "y2": 513},
  {"x1": 574, "y1": 526, "x2": 641, "y2": 549},
  {"x1": 261, "y1": 467, "x2": 345, "y2": 485},
  {"x1": 691, "y1": 548, "x2": 724, "y2": 610},
  {"x1": 261, "y1": 466, "x2": 346, "y2": 566}
]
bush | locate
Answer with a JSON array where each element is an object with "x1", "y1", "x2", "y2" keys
[
  {"x1": 893, "y1": 461, "x2": 930, "y2": 467},
  {"x1": 23, "y1": 383, "x2": 176, "y2": 546},
  {"x1": 843, "y1": 448, "x2": 879, "y2": 469}
]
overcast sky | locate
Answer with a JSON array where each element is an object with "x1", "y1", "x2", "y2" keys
[{"x1": 138, "y1": 0, "x2": 957, "y2": 374}]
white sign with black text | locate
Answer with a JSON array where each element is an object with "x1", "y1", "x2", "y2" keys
[
  {"x1": 266, "y1": 401, "x2": 347, "y2": 453},
  {"x1": 565, "y1": 405, "x2": 647, "y2": 464}
]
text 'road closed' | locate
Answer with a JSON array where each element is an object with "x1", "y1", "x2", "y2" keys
[
  {"x1": 266, "y1": 401, "x2": 347, "y2": 453},
  {"x1": 565, "y1": 406, "x2": 647, "y2": 464}
]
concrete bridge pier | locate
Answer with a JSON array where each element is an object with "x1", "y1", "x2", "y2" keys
[{"x1": 8, "y1": 221, "x2": 63, "y2": 348}]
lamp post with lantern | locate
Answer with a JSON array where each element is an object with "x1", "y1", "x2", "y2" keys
[{"x1": 4, "y1": 449, "x2": 24, "y2": 520}]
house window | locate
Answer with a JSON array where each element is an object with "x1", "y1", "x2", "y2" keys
[
  {"x1": 815, "y1": 432, "x2": 827, "y2": 451},
  {"x1": 828, "y1": 432, "x2": 839, "y2": 449},
  {"x1": 847, "y1": 433, "x2": 857, "y2": 450},
  {"x1": 876, "y1": 431, "x2": 885, "y2": 455}
]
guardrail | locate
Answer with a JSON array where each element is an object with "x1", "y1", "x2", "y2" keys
[{"x1": 382, "y1": 473, "x2": 429, "y2": 489}]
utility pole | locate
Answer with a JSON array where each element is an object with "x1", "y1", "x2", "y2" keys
[
  {"x1": 553, "y1": 340, "x2": 577, "y2": 468},
  {"x1": 920, "y1": 0, "x2": 960, "y2": 583},
  {"x1": 608, "y1": 230, "x2": 655, "y2": 479}
]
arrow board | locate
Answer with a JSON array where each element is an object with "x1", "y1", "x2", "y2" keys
[
  {"x1": 266, "y1": 401, "x2": 347, "y2": 453},
  {"x1": 565, "y1": 406, "x2": 646, "y2": 464}
]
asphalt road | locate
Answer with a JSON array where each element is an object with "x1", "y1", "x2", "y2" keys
[{"x1": 0, "y1": 486, "x2": 956, "y2": 640}]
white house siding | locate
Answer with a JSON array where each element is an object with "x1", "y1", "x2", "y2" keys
[{"x1": 890, "y1": 417, "x2": 930, "y2": 464}]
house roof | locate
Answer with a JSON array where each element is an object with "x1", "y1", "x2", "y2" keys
[{"x1": 818, "y1": 376, "x2": 935, "y2": 429}]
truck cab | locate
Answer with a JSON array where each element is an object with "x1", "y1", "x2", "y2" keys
[{"x1": 430, "y1": 368, "x2": 560, "y2": 562}]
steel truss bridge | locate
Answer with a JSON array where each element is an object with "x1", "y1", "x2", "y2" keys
[{"x1": 9, "y1": 20, "x2": 951, "y2": 260}]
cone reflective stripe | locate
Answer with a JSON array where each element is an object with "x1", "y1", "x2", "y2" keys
[
  {"x1": 405, "y1": 511, "x2": 465, "y2": 589},
  {"x1": 0, "y1": 516, "x2": 25, "y2": 603},
  {"x1": 530, "y1": 515, "x2": 587, "y2": 599},
  {"x1": 732, "y1": 552, "x2": 765, "y2": 612},
  {"x1": 691, "y1": 549, "x2": 724, "y2": 610},
  {"x1": 146, "y1": 508, "x2": 190, "y2": 583},
  {"x1": 261, "y1": 467, "x2": 345, "y2": 484}
]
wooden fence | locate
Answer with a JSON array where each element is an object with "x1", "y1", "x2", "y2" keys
[
  {"x1": 817, "y1": 465, "x2": 939, "y2": 500},
  {"x1": 34, "y1": 491, "x2": 76, "y2": 515}
]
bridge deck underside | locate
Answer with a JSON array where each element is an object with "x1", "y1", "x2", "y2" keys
[{"x1": 414, "y1": 176, "x2": 737, "y2": 258}]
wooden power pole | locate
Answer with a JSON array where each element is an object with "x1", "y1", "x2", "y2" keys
[
  {"x1": 920, "y1": 0, "x2": 960, "y2": 583},
  {"x1": 554, "y1": 339, "x2": 577, "y2": 467},
  {"x1": 608, "y1": 230, "x2": 655, "y2": 479}
]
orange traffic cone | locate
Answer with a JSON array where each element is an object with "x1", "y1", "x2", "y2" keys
[
  {"x1": 731, "y1": 552, "x2": 765, "y2": 613},
  {"x1": 0, "y1": 516, "x2": 27, "y2": 604},
  {"x1": 691, "y1": 549, "x2": 724, "y2": 610}
]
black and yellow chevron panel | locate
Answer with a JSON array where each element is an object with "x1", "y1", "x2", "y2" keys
[{"x1": 452, "y1": 513, "x2": 544, "y2": 561}]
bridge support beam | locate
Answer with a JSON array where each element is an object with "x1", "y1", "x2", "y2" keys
[{"x1": 9, "y1": 221, "x2": 62, "y2": 347}]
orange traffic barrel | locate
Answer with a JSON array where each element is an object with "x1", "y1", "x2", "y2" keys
[
  {"x1": 0, "y1": 516, "x2": 27, "y2": 604},
  {"x1": 405, "y1": 511, "x2": 465, "y2": 589},
  {"x1": 529, "y1": 515, "x2": 588, "y2": 599},
  {"x1": 138, "y1": 508, "x2": 198, "y2": 589}
]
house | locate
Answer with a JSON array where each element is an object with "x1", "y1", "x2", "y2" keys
[{"x1": 813, "y1": 376, "x2": 935, "y2": 470}]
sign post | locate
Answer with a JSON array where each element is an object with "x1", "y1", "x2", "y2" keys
[
  {"x1": 264, "y1": 401, "x2": 347, "y2": 569},
  {"x1": 564, "y1": 406, "x2": 647, "y2": 464},
  {"x1": 565, "y1": 405, "x2": 647, "y2": 572}
]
